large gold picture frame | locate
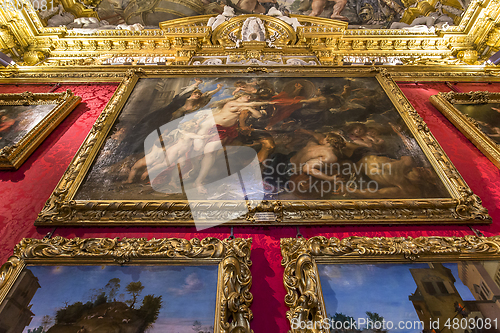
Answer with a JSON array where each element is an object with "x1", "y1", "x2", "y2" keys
[
  {"x1": 0, "y1": 236, "x2": 253, "y2": 333},
  {"x1": 430, "y1": 91, "x2": 500, "y2": 169},
  {"x1": 0, "y1": 90, "x2": 81, "y2": 169},
  {"x1": 281, "y1": 235, "x2": 500, "y2": 333},
  {"x1": 31, "y1": 68, "x2": 490, "y2": 227}
]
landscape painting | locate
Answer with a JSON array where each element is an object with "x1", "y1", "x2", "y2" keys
[
  {"x1": 0, "y1": 104, "x2": 57, "y2": 150},
  {"x1": 0, "y1": 265, "x2": 218, "y2": 333},
  {"x1": 75, "y1": 76, "x2": 449, "y2": 202},
  {"x1": 318, "y1": 262, "x2": 500, "y2": 333}
]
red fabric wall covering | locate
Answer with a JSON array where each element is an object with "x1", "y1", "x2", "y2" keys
[{"x1": 1, "y1": 82, "x2": 500, "y2": 332}]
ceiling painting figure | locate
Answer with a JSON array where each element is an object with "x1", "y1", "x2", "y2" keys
[{"x1": 36, "y1": 0, "x2": 469, "y2": 30}]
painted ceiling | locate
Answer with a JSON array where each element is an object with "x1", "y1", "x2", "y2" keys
[{"x1": 40, "y1": 0, "x2": 470, "y2": 30}]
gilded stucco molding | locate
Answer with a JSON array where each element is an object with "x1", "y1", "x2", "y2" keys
[{"x1": 0, "y1": 236, "x2": 253, "y2": 333}]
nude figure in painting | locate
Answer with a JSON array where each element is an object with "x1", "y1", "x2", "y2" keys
[
  {"x1": 300, "y1": 0, "x2": 348, "y2": 21},
  {"x1": 124, "y1": 121, "x2": 207, "y2": 185},
  {"x1": 289, "y1": 132, "x2": 344, "y2": 181},
  {"x1": 171, "y1": 81, "x2": 223, "y2": 120},
  {"x1": 193, "y1": 93, "x2": 275, "y2": 193}
]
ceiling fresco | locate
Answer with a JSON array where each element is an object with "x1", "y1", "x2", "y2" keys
[{"x1": 39, "y1": 0, "x2": 470, "y2": 30}]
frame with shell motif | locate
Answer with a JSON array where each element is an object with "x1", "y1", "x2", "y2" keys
[
  {"x1": 0, "y1": 236, "x2": 253, "y2": 333},
  {"x1": 281, "y1": 235, "x2": 500, "y2": 333}
]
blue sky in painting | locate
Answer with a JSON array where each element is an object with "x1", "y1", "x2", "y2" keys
[
  {"x1": 22, "y1": 265, "x2": 218, "y2": 333},
  {"x1": 318, "y1": 263, "x2": 475, "y2": 333}
]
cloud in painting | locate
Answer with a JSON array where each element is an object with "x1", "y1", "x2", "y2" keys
[
  {"x1": 319, "y1": 265, "x2": 375, "y2": 289},
  {"x1": 168, "y1": 273, "x2": 204, "y2": 296}
]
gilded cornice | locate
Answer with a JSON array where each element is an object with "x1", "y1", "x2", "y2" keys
[{"x1": 0, "y1": 0, "x2": 499, "y2": 66}]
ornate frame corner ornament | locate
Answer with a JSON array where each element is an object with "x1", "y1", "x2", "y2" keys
[
  {"x1": 0, "y1": 90, "x2": 81, "y2": 169},
  {"x1": 281, "y1": 235, "x2": 500, "y2": 333},
  {"x1": 31, "y1": 69, "x2": 490, "y2": 227},
  {"x1": 430, "y1": 91, "x2": 500, "y2": 169},
  {"x1": 0, "y1": 236, "x2": 253, "y2": 333}
]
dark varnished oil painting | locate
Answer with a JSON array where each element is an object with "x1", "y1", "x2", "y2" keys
[
  {"x1": 75, "y1": 77, "x2": 449, "y2": 202},
  {"x1": 0, "y1": 104, "x2": 57, "y2": 150}
]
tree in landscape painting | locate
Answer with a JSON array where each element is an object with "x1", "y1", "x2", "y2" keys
[
  {"x1": 27, "y1": 278, "x2": 163, "y2": 333},
  {"x1": 27, "y1": 327, "x2": 44, "y2": 333},
  {"x1": 41, "y1": 315, "x2": 53, "y2": 331},
  {"x1": 104, "y1": 278, "x2": 121, "y2": 301},
  {"x1": 138, "y1": 294, "x2": 163, "y2": 331},
  {"x1": 126, "y1": 281, "x2": 145, "y2": 309}
]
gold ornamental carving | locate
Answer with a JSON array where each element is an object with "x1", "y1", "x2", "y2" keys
[
  {"x1": 0, "y1": 25, "x2": 17, "y2": 49},
  {"x1": 0, "y1": 236, "x2": 254, "y2": 333}
]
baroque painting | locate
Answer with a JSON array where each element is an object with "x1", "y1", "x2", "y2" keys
[
  {"x1": 43, "y1": 0, "x2": 467, "y2": 30},
  {"x1": 75, "y1": 76, "x2": 448, "y2": 201},
  {"x1": 318, "y1": 262, "x2": 500, "y2": 332},
  {"x1": 0, "y1": 91, "x2": 81, "y2": 170},
  {"x1": 36, "y1": 71, "x2": 488, "y2": 226},
  {"x1": 0, "y1": 104, "x2": 56, "y2": 149},
  {"x1": 9, "y1": 265, "x2": 218, "y2": 333},
  {"x1": 454, "y1": 103, "x2": 500, "y2": 145},
  {"x1": 281, "y1": 236, "x2": 500, "y2": 333}
]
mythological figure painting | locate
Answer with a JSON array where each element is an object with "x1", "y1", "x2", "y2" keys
[
  {"x1": 75, "y1": 77, "x2": 448, "y2": 202},
  {"x1": 0, "y1": 265, "x2": 218, "y2": 333},
  {"x1": 45, "y1": 0, "x2": 466, "y2": 30},
  {"x1": 318, "y1": 262, "x2": 500, "y2": 332}
]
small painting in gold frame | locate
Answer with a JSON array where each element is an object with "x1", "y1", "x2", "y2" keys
[
  {"x1": 0, "y1": 90, "x2": 81, "y2": 169},
  {"x1": 0, "y1": 237, "x2": 253, "y2": 333}
]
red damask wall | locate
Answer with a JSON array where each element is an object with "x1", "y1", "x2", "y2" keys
[{"x1": 1, "y1": 81, "x2": 500, "y2": 332}]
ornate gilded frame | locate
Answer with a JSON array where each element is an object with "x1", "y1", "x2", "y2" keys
[
  {"x1": 0, "y1": 90, "x2": 81, "y2": 169},
  {"x1": 430, "y1": 91, "x2": 500, "y2": 169},
  {"x1": 29, "y1": 67, "x2": 490, "y2": 227},
  {"x1": 0, "y1": 236, "x2": 253, "y2": 333},
  {"x1": 281, "y1": 235, "x2": 500, "y2": 333}
]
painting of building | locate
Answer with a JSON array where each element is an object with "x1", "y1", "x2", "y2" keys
[
  {"x1": 409, "y1": 264, "x2": 468, "y2": 333},
  {"x1": 458, "y1": 261, "x2": 500, "y2": 327},
  {"x1": 0, "y1": 269, "x2": 40, "y2": 333}
]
